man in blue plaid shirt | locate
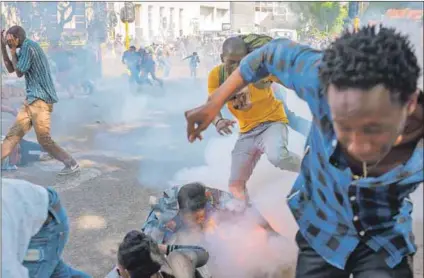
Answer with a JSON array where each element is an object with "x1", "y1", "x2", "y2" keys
[{"x1": 184, "y1": 26, "x2": 423, "y2": 277}]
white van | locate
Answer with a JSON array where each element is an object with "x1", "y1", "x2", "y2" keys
[{"x1": 269, "y1": 28, "x2": 298, "y2": 41}]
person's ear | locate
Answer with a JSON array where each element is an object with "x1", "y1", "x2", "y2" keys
[
  {"x1": 406, "y1": 90, "x2": 420, "y2": 116},
  {"x1": 220, "y1": 54, "x2": 224, "y2": 63}
]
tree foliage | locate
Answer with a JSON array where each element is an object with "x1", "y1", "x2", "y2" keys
[
  {"x1": 289, "y1": 2, "x2": 347, "y2": 36},
  {"x1": 3, "y1": 1, "x2": 75, "y2": 43}
]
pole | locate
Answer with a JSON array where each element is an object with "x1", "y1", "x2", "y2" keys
[
  {"x1": 353, "y1": 17, "x2": 360, "y2": 32},
  {"x1": 125, "y1": 21, "x2": 130, "y2": 50}
]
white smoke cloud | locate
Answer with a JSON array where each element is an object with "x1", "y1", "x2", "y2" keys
[{"x1": 170, "y1": 89, "x2": 311, "y2": 277}]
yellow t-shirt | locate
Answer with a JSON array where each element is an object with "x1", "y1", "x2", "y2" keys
[{"x1": 208, "y1": 65, "x2": 288, "y2": 133}]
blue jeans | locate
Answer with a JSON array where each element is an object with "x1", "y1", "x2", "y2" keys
[
  {"x1": 23, "y1": 188, "x2": 91, "y2": 278},
  {"x1": 128, "y1": 66, "x2": 140, "y2": 84},
  {"x1": 158, "y1": 58, "x2": 170, "y2": 77}
]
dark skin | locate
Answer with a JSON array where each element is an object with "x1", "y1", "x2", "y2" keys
[
  {"x1": 212, "y1": 38, "x2": 247, "y2": 136},
  {"x1": 328, "y1": 84, "x2": 418, "y2": 170},
  {"x1": 185, "y1": 68, "x2": 419, "y2": 181},
  {"x1": 1, "y1": 30, "x2": 24, "y2": 78}
]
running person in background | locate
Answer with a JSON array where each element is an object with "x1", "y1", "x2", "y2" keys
[
  {"x1": 185, "y1": 26, "x2": 423, "y2": 278},
  {"x1": 122, "y1": 45, "x2": 141, "y2": 85},
  {"x1": 206, "y1": 36, "x2": 304, "y2": 206},
  {"x1": 183, "y1": 52, "x2": 200, "y2": 78},
  {"x1": 1, "y1": 26, "x2": 79, "y2": 175},
  {"x1": 139, "y1": 48, "x2": 164, "y2": 87},
  {"x1": 156, "y1": 45, "x2": 171, "y2": 78}
]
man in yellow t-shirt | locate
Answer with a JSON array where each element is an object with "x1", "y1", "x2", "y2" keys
[{"x1": 208, "y1": 37, "x2": 302, "y2": 203}]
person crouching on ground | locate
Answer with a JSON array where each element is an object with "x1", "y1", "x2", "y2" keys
[
  {"x1": 2, "y1": 178, "x2": 91, "y2": 277},
  {"x1": 115, "y1": 230, "x2": 209, "y2": 278}
]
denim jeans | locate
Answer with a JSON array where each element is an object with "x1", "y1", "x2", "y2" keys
[
  {"x1": 295, "y1": 231, "x2": 413, "y2": 278},
  {"x1": 23, "y1": 187, "x2": 91, "y2": 278}
]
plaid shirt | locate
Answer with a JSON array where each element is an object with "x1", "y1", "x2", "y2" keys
[
  {"x1": 17, "y1": 39, "x2": 58, "y2": 104},
  {"x1": 143, "y1": 186, "x2": 232, "y2": 244},
  {"x1": 239, "y1": 38, "x2": 424, "y2": 269}
]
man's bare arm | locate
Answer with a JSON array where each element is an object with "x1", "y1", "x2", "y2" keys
[
  {"x1": 1, "y1": 44, "x2": 14, "y2": 73},
  {"x1": 207, "y1": 95, "x2": 223, "y2": 124},
  {"x1": 10, "y1": 51, "x2": 23, "y2": 78}
]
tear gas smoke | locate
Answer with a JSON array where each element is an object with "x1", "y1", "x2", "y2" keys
[
  {"x1": 169, "y1": 87, "x2": 311, "y2": 277},
  {"x1": 359, "y1": 3, "x2": 423, "y2": 89}
]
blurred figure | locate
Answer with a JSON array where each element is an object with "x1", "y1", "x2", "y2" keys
[
  {"x1": 1, "y1": 26, "x2": 80, "y2": 175},
  {"x1": 110, "y1": 230, "x2": 209, "y2": 278},
  {"x1": 1, "y1": 135, "x2": 52, "y2": 171},
  {"x1": 2, "y1": 178, "x2": 91, "y2": 278},
  {"x1": 183, "y1": 52, "x2": 200, "y2": 78},
  {"x1": 122, "y1": 45, "x2": 141, "y2": 85},
  {"x1": 139, "y1": 48, "x2": 164, "y2": 87},
  {"x1": 156, "y1": 45, "x2": 171, "y2": 78},
  {"x1": 1, "y1": 104, "x2": 18, "y2": 116}
]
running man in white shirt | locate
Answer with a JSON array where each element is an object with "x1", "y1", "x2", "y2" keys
[{"x1": 1, "y1": 178, "x2": 91, "y2": 278}]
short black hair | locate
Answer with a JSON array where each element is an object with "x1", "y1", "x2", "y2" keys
[
  {"x1": 319, "y1": 25, "x2": 421, "y2": 104},
  {"x1": 117, "y1": 230, "x2": 162, "y2": 278},
  {"x1": 222, "y1": 36, "x2": 247, "y2": 55},
  {"x1": 6, "y1": 25, "x2": 26, "y2": 43},
  {"x1": 177, "y1": 182, "x2": 208, "y2": 212}
]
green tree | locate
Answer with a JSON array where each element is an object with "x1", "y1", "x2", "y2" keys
[{"x1": 289, "y1": 2, "x2": 347, "y2": 36}]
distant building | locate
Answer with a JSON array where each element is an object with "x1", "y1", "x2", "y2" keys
[
  {"x1": 110, "y1": 2, "x2": 230, "y2": 44},
  {"x1": 254, "y1": 2, "x2": 298, "y2": 31},
  {"x1": 230, "y1": 2, "x2": 256, "y2": 33}
]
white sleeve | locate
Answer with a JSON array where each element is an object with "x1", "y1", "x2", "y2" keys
[
  {"x1": 1, "y1": 178, "x2": 49, "y2": 278},
  {"x1": 1, "y1": 211, "x2": 30, "y2": 278}
]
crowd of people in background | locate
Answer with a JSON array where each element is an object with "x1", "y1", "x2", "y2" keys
[{"x1": 1, "y1": 14, "x2": 423, "y2": 278}]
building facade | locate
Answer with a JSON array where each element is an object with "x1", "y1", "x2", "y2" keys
[{"x1": 110, "y1": 2, "x2": 230, "y2": 44}]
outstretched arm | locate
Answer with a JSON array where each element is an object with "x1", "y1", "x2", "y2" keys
[
  {"x1": 209, "y1": 39, "x2": 323, "y2": 110},
  {"x1": 185, "y1": 39, "x2": 323, "y2": 142}
]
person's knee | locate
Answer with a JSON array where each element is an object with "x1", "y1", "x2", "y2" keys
[
  {"x1": 268, "y1": 146, "x2": 290, "y2": 167},
  {"x1": 268, "y1": 147, "x2": 301, "y2": 172},
  {"x1": 36, "y1": 133, "x2": 54, "y2": 148}
]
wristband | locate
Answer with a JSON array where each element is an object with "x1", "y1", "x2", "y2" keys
[{"x1": 213, "y1": 117, "x2": 223, "y2": 126}]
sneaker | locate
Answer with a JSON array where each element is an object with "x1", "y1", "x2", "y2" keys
[
  {"x1": 58, "y1": 163, "x2": 80, "y2": 176},
  {"x1": 39, "y1": 153, "x2": 53, "y2": 161}
]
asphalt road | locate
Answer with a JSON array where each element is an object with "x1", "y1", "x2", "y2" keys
[
  {"x1": 2, "y1": 63, "x2": 423, "y2": 277},
  {"x1": 1, "y1": 67, "x2": 224, "y2": 277}
]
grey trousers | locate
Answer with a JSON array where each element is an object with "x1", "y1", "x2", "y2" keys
[{"x1": 229, "y1": 121, "x2": 301, "y2": 184}]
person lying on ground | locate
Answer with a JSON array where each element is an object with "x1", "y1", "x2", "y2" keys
[
  {"x1": 1, "y1": 135, "x2": 52, "y2": 170},
  {"x1": 2, "y1": 178, "x2": 91, "y2": 278},
  {"x1": 184, "y1": 25, "x2": 423, "y2": 278},
  {"x1": 110, "y1": 230, "x2": 209, "y2": 278},
  {"x1": 1, "y1": 104, "x2": 18, "y2": 116},
  {"x1": 143, "y1": 182, "x2": 280, "y2": 245}
]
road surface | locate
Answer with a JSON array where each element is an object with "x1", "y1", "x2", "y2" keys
[{"x1": 2, "y1": 63, "x2": 422, "y2": 277}]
